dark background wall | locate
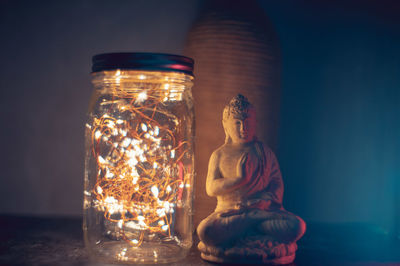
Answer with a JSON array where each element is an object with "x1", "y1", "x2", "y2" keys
[
  {"x1": 0, "y1": 0, "x2": 398, "y2": 236},
  {"x1": 259, "y1": 0, "x2": 400, "y2": 235},
  {"x1": 0, "y1": 0, "x2": 202, "y2": 215}
]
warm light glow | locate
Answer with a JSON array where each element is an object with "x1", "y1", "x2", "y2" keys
[
  {"x1": 135, "y1": 91, "x2": 148, "y2": 103},
  {"x1": 117, "y1": 247, "x2": 128, "y2": 261},
  {"x1": 151, "y1": 186, "x2": 159, "y2": 198},
  {"x1": 95, "y1": 130, "x2": 101, "y2": 140},
  {"x1": 115, "y1": 70, "x2": 121, "y2": 84},
  {"x1": 90, "y1": 81, "x2": 191, "y2": 247}
]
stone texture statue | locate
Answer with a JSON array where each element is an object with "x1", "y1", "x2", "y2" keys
[{"x1": 197, "y1": 94, "x2": 306, "y2": 264}]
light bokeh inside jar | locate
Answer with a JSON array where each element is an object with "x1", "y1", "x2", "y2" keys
[{"x1": 85, "y1": 70, "x2": 194, "y2": 252}]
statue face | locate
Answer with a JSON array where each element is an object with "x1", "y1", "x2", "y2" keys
[{"x1": 223, "y1": 110, "x2": 256, "y2": 144}]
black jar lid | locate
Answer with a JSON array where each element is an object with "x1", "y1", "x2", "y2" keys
[{"x1": 92, "y1": 52, "x2": 194, "y2": 76}]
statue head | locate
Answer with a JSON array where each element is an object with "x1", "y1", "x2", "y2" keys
[{"x1": 222, "y1": 94, "x2": 257, "y2": 144}]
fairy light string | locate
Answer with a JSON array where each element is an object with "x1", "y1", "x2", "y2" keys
[{"x1": 90, "y1": 73, "x2": 190, "y2": 247}]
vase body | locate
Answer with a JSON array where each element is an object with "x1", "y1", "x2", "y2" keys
[
  {"x1": 83, "y1": 53, "x2": 195, "y2": 264},
  {"x1": 184, "y1": 0, "x2": 281, "y2": 226}
]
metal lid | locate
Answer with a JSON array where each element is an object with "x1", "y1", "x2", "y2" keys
[{"x1": 92, "y1": 52, "x2": 194, "y2": 75}]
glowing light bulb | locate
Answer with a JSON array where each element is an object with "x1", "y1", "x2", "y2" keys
[
  {"x1": 151, "y1": 186, "x2": 159, "y2": 198},
  {"x1": 136, "y1": 91, "x2": 147, "y2": 103},
  {"x1": 127, "y1": 157, "x2": 138, "y2": 167},
  {"x1": 105, "y1": 170, "x2": 114, "y2": 179},
  {"x1": 94, "y1": 130, "x2": 101, "y2": 140},
  {"x1": 121, "y1": 138, "x2": 131, "y2": 148},
  {"x1": 98, "y1": 156, "x2": 106, "y2": 164},
  {"x1": 107, "y1": 121, "x2": 115, "y2": 128}
]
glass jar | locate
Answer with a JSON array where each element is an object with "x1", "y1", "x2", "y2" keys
[{"x1": 83, "y1": 53, "x2": 195, "y2": 264}]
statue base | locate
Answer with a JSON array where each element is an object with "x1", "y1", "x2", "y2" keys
[{"x1": 198, "y1": 239, "x2": 297, "y2": 265}]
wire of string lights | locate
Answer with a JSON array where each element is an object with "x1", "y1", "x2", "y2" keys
[{"x1": 84, "y1": 59, "x2": 194, "y2": 263}]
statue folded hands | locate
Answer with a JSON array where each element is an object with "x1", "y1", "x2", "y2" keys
[{"x1": 197, "y1": 94, "x2": 306, "y2": 264}]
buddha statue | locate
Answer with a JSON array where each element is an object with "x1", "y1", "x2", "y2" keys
[{"x1": 197, "y1": 94, "x2": 306, "y2": 264}]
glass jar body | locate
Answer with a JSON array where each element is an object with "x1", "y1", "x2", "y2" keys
[{"x1": 83, "y1": 70, "x2": 194, "y2": 264}]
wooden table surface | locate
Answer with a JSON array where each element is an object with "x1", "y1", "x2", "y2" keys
[{"x1": 0, "y1": 215, "x2": 399, "y2": 265}]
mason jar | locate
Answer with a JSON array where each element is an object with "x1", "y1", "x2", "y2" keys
[{"x1": 83, "y1": 53, "x2": 195, "y2": 264}]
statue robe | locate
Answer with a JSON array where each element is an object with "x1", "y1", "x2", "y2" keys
[
  {"x1": 215, "y1": 141, "x2": 284, "y2": 213},
  {"x1": 199, "y1": 142, "x2": 298, "y2": 246}
]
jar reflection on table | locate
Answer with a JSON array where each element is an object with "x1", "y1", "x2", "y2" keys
[{"x1": 83, "y1": 53, "x2": 195, "y2": 264}]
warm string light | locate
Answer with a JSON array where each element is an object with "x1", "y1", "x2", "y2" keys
[{"x1": 89, "y1": 78, "x2": 190, "y2": 248}]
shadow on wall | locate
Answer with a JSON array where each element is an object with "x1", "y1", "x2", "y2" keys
[{"x1": 259, "y1": 0, "x2": 400, "y2": 236}]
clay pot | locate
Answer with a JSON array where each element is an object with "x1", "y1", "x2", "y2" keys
[{"x1": 184, "y1": 0, "x2": 281, "y2": 226}]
